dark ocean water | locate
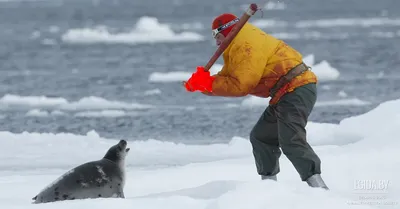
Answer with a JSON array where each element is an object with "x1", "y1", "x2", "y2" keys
[{"x1": 0, "y1": 0, "x2": 399, "y2": 143}]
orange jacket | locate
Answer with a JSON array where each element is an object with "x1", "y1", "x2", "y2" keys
[{"x1": 209, "y1": 23, "x2": 317, "y2": 104}]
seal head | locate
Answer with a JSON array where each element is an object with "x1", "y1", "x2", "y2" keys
[{"x1": 103, "y1": 139, "x2": 130, "y2": 163}]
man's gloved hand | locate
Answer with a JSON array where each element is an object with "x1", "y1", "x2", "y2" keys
[{"x1": 184, "y1": 66, "x2": 215, "y2": 92}]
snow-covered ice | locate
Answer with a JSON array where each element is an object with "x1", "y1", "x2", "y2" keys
[
  {"x1": 61, "y1": 17, "x2": 204, "y2": 45},
  {"x1": 0, "y1": 98, "x2": 399, "y2": 208}
]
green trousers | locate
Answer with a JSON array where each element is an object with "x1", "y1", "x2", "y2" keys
[{"x1": 249, "y1": 83, "x2": 321, "y2": 181}]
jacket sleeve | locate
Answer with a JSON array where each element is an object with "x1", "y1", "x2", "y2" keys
[{"x1": 211, "y1": 41, "x2": 267, "y2": 97}]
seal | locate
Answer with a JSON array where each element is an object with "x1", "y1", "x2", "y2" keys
[{"x1": 32, "y1": 139, "x2": 130, "y2": 204}]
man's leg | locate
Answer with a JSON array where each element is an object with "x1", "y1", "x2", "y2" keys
[
  {"x1": 273, "y1": 83, "x2": 328, "y2": 189},
  {"x1": 249, "y1": 106, "x2": 282, "y2": 180}
]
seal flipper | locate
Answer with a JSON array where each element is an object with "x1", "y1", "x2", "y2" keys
[
  {"x1": 118, "y1": 192, "x2": 125, "y2": 198},
  {"x1": 115, "y1": 188, "x2": 125, "y2": 198}
]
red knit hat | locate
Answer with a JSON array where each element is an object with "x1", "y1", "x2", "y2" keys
[{"x1": 211, "y1": 13, "x2": 239, "y2": 38}]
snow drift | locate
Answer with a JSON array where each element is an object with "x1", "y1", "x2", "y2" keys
[{"x1": 0, "y1": 97, "x2": 399, "y2": 208}]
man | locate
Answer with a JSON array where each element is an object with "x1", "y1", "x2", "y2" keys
[{"x1": 183, "y1": 13, "x2": 328, "y2": 190}]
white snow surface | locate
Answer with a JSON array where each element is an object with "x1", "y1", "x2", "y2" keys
[
  {"x1": 1, "y1": 98, "x2": 399, "y2": 208},
  {"x1": 61, "y1": 17, "x2": 204, "y2": 45}
]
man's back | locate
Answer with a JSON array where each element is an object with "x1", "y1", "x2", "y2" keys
[{"x1": 214, "y1": 22, "x2": 315, "y2": 98}]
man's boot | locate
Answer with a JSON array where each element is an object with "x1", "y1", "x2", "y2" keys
[
  {"x1": 306, "y1": 174, "x2": 329, "y2": 190},
  {"x1": 261, "y1": 175, "x2": 277, "y2": 181}
]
